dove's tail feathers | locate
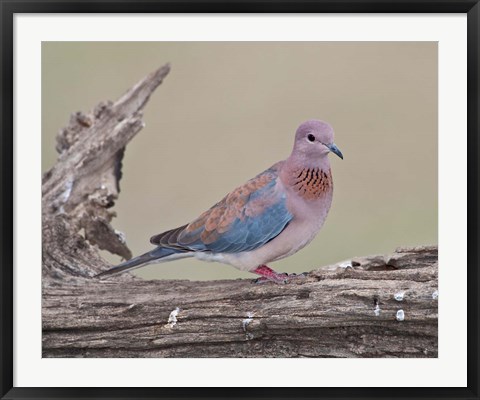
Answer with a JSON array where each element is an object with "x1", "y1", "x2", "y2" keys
[{"x1": 95, "y1": 247, "x2": 188, "y2": 278}]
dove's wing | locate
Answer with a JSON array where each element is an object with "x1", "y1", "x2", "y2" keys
[{"x1": 150, "y1": 163, "x2": 292, "y2": 254}]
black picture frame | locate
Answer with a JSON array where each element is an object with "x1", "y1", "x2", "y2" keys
[{"x1": 1, "y1": 1, "x2": 479, "y2": 399}]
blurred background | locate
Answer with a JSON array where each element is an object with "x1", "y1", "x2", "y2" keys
[{"x1": 42, "y1": 42, "x2": 437, "y2": 280}]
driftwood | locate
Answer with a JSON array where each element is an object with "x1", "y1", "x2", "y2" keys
[{"x1": 42, "y1": 64, "x2": 438, "y2": 358}]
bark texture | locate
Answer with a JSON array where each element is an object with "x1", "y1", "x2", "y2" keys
[{"x1": 42, "y1": 64, "x2": 438, "y2": 358}]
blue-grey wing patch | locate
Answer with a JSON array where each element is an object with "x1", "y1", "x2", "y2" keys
[{"x1": 151, "y1": 162, "x2": 293, "y2": 254}]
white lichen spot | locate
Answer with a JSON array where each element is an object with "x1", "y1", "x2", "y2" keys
[
  {"x1": 325, "y1": 260, "x2": 353, "y2": 271},
  {"x1": 338, "y1": 260, "x2": 353, "y2": 270},
  {"x1": 396, "y1": 309, "x2": 405, "y2": 321},
  {"x1": 432, "y1": 290, "x2": 439, "y2": 300},
  {"x1": 242, "y1": 312, "x2": 255, "y2": 340},
  {"x1": 62, "y1": 179, "x2": 73, "y2": 202},
  {"x1": 167, "y1": 307, "x2": 180, "y2": 327},
  {"x1": 394, "y1": 291, "x2": 405, "y2": 301},
  {"x1": 58, "y1": 179, "x2": 74, "y2": 213},
  {"x1": 242, "y1": 312, "x2": 254, "y2": 331},
  {"x1": 374, "y1": 304, "x2": 381, "y2": 317},
  {"x1": 114, "y1": 229, "x2": 127, "y2": 244}
]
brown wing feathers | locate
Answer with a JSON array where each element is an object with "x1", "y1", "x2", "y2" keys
[{"x1": 148, "y1": 164, "x2": 281, "y2": 252}]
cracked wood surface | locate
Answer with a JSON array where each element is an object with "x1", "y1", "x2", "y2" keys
[{"x1": 42, "y1": 64, "x2": 438, "y2": 358}]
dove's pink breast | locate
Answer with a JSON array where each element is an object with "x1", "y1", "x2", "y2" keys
[{"x1": 216, "y1": 175, "x2": 334, "y2": 271}]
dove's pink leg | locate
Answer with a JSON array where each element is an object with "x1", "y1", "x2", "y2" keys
[{"x1": 252, "y1": 265, "x2": 289, "y2": 284}]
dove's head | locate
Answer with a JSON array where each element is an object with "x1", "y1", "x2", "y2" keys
[{"x1": 292, "y1": 120, "x2": 343, "y2": 163}]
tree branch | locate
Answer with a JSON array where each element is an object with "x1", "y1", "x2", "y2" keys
[{"x1": 42, "y1": 64, "x2": 438, "y2": 358}]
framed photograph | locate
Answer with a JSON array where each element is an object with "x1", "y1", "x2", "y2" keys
[{"x1": 1, "y1": 1, "x2": 479, "y2": 399}]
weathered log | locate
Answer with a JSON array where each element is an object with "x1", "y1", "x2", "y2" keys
[
  {"x1": 41, "y1": 64, "x2": 438, "y2": 358},
  {"x1": 42, "y1": 63, "x2": 171, "y2": 281}
]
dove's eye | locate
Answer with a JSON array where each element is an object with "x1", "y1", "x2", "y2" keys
[{"x1": 307, "y1": 134, "x2": 316, "y2": 142}]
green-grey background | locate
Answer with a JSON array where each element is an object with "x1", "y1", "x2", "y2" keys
[{"x1": 42, "y1": 42, "x2": 437, "y2": 280}]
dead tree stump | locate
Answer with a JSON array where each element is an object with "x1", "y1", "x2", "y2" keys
[{"x1": 42, "y1": 64, "x2": 438, "y2": 358}]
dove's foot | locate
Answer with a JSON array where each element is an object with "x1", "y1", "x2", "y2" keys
[{"x1": 251, "y1": 265, "x2": 307, "y2": 284}]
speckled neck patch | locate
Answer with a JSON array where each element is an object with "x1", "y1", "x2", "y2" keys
[{"x1": 291, "y1": 168, "x2": 332, "y2": 200}]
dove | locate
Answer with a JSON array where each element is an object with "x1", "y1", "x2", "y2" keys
[{"x1": 96, "y1": 119, "x2": 343, "y2": 283}]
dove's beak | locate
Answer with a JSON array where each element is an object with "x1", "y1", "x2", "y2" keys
[{"x1": 328, "y1": 143, "x2": 343, "y2": 160}]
